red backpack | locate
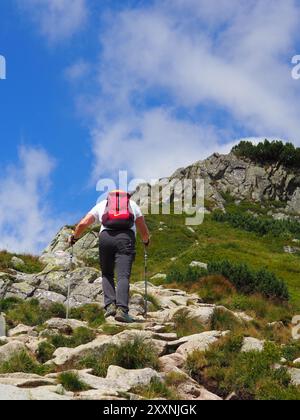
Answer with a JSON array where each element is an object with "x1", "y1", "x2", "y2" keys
[{"x1": 102, "y1": 190, "x2": 135, "y2": 230}]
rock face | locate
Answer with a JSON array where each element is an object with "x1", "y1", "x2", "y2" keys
[{"x1": 131, "y1": 152, "x2": 300, "y2": 216}]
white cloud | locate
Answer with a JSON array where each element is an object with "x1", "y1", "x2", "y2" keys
[
  {"x1": 92, "y1": 108, "x2": 234, "y2": 181},
  {"x1": 0, "y1": 147, "x2": 63, "y2": 254},
  {"x1": 17, "y1": 0, "x2": 88, "y2": 43},
  {"x1": 86, "y1": 0, "x2": 300, "y2": 182},
  {"x1": 65, "y1": 59, "x2": 90, "y2": 82}
]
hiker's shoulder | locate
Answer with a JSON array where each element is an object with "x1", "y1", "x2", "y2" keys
[{"x1": 90, "y1": 200, "x2": 107, "y2": 211}]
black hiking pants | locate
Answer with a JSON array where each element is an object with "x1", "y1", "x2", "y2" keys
[{"x1": 99, "y1": 230, "x2": 136, "y2": 313}]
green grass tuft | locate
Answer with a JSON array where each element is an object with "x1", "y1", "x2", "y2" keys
[
  {"x1": 0, "y1": 351, "x2": 51, "y2": 376},
  {"x1": 58, "y1": 372, "x2": 90, "y2": 393},
  {"x1": 80, "y1": 337, "x2": 160, "y2": 377}
]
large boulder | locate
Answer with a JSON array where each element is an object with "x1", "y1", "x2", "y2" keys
[
  {"x1": 0, "y1": 341, "x2": 27, "y2": 363},
  {"x1": 174, "y1": 331, "x2": 228, "y2": 358}
]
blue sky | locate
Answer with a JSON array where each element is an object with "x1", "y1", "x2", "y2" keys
[{"x1": 0, "y1": 0, "x2": 300, "y2": 253}]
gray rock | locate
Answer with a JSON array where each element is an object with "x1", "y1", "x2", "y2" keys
[
  {"x1": 44, "y1": 318, "x2": 88, "y2": 334},
  {"x1": 10, "y1": 257, "x2": 25, "y2": 270},
  {"x1": 8, "y1": 325, "x2": 34, "y2": 337},
  {"x1": 5, "y1": 282, "x2": 35, "y2": 299},
  {"x1": 0, "y1": 384, "x2": 30, "y2": 400},
  {"x1": 33, "y1": 289, "x2": 66, "y2": 306},
  {"x1": 284, "y1": 246, "x2": 300, "y2": 254},
  {"x1": 0, "y1": 373, "x2": 56, "y2": 388},
  {"x1": 189, "y1": 261, "x2": 208, "y2": 270},
  {"x1": 288, "y1": 368, "x2": 300, "y2": 386},
  {"x1": 150, "y1": 273, "x2": 167, "y2": 281},
  {"x1": 175, "y1": 331, "x2": 228, "y2": 358},
  {"x1": 241, "y1": 337, "x2": 265, "y2": 353},
  {"x1": 106, "y1": 365, "x2": 160, "y2": 390},
  {"x1": 0, "y1": 341, "x2": 27, "y2": 363}
]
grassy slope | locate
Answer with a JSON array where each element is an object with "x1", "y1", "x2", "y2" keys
[{"x1": 132, "y1": 213, "x2": 300, "y2": 310}]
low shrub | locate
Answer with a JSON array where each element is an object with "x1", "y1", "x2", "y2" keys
[
  {"x1": 166, "y1": 260, "x2": 289, "y2": 301},
  {"x1": 212, "y1": 210, "x2": 300, "y2": 239},
  {"x1": 195, "y1": 275, "x2": 236, "y2": 303},
  {"x1": 166, "y1": 266, "x2": 208, "y2": 285},
  {"x1": 37, "y1": 341, "x2": 56, "y2": 363},
  {"x1": 207, "y1": 260, "x2": 289, "y2": 301},
  {"x1": 58, "y1": 372, "x2": 90, "y2": 393},
  {"x1": 186, "y1": 334, "x2": 300, "y2": 400}
]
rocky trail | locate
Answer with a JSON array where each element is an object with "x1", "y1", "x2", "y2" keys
[{"x1": 1, "y1": 246, "x2": 300, "y2": 400}]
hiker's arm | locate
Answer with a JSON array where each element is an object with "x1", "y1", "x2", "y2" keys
[
  {"x1": 136, "y1": 216, "x2": 150, "y2": 245},
  {"x1": 73, "y1": 214, "x2": 96, "y2": 239}
]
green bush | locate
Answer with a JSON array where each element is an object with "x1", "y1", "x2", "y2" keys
[
  {"x1": 212, "y1": 210, "x2": 300, "y2": 239},
  {"x1": 37, "y1": 341, "x2": 56, "y2": 363},
  {"x1": 166, "y1": 266, "x2": 208, "y2": 284},
  {"x1": 80, "y1": 337, "x2": 160, "y2": 377},
  {"x1": 186, "y1": 334, "x2": 300, "y2": 400},
  {"x1": 232, "y1": 139, "x2": 300, "y2": 169},
  {"x1": 166, "y1": 260, "x2": 289, "y2": 301},
  {"x1": 207, "y1": 260, "x2": 289, "y2": 301},
  {"x1": 58, "y1": 372, "x2": 90, "y2": 392}
]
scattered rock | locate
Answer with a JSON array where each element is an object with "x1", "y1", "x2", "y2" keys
[
  {"x1": 189, "y1": 261, "x2": 208, "y2": 270},
  {"x1": 8, "y1": 325, "x2": 34, "y2": 337},
  {"x1": 284, "y1": 246, "x2": 300, "y2": 254},
  {"x1": 10, "y1": 257, "x2": 25, "y2": 270},
  {"x1": 174, "y1": 331, "x2": 228, "y2": 358},
  {"x1": 0, "y1": 373, "x2": 56, "y2": 388},
  {"x1": 44, "y1": 318, "x2": 88, "y2": 334},
  {"x1": 288, "y1": 368, "x2": 300, "y2": 386},
  {"x1": 150, "y1": 273, "x2": 167, "y2": 281},
  {"x1": 241, "y1": 337, "x2": 265, "y2": 353},
  {"x1": 0, "y1": 341, "x2": 27, "y2": 363}
]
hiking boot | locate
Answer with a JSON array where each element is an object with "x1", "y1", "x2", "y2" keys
[
  {"x1": 115, "y1": 308, "x2": 134, "y2": 323},
  {"x1": 105, "y1": 304, "x2": 117, "y2": 318}
]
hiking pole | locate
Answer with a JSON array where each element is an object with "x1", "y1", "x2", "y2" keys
[
  {"x1": 144, "y1": 244, "x2": 148, "y2": 319},
  {"x1": 66, "y1": 244, "x2": 73, "y2": 321}
]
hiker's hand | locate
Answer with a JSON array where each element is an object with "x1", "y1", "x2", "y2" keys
[
  {"x1": 68, "y1": 234, "x2": 79, "y2": 246},
  {"x1": 143, "y1": 239, "x2": 150, "y2": 247}
]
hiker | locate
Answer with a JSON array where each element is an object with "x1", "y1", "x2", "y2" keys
[{"x1": 69, "y1": 190, "x2": 150, "y2": 323}]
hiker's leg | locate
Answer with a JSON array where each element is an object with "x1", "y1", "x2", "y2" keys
[
  {"x1": 115, "y1": 231, "x2": 136, "y2": 313},
  {"x1": 99, "y1": 231, "x2": 116, "y2": 309}
]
